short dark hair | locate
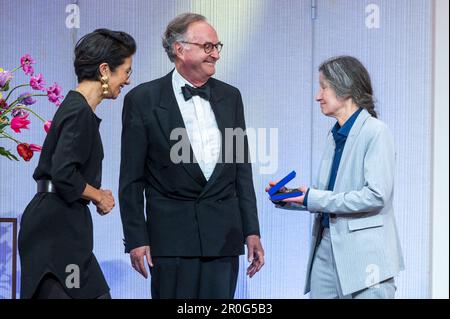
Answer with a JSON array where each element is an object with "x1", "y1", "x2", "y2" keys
[
  {"x1": 319, "y1": 56, "x2": 377, "y2": 118},
  {"x1": 74, "y1": 28, "x2": 136, "y2": 83},
  {"x1": 162, "y1": 13, "x2": 206, "y2": 62}
]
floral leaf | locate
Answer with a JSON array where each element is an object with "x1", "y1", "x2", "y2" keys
[
  {"x1": 0, "y1": 146, "x2": 19, "y2": 161},
  {"x1": 0, "y1": 82, "x2": 10, "y2": 91}
]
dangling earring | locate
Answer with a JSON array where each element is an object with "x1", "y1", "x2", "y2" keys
[{"x1": 101, "y1": 75, "x2": 109, "y2": 97}]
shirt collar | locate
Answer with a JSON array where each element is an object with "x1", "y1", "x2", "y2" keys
[
  {"x1": 332, "y1": 107, "x2": 363, "y2": 138},
  {"x1": 172, "y1": 68, "x2": 196, "y2": 95}
]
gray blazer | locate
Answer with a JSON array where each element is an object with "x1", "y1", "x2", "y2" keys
[{"x1": 280, "y1": 109, "x2": 404, "y2": 295}]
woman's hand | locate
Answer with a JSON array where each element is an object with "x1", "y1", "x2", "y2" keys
[
  {"x1": 265, "y1": 180, "x2": 287, "y2": 193},
  {"x1": 266, "y1": 181, "x2": 288, "y2": 205},
  {"x1": 280, "y1": 186, "x2": 308, "y2": 205},
  {"x1": 95, "y1": 189, "x2": 115, "y2": 215},
  {"x1": 82, "y1": 184, "x2": 115, "y2": 215}
]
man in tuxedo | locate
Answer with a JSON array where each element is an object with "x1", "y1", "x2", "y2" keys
[{"x1": 119, "y1": 13, "x2": 264, "y2": 299}]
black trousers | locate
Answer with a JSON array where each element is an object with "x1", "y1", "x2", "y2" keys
[
  {"x1": 150, "y1": 256, "x2": 239, "y2": 299},
  {"x1": 32, "y1": 274, "x2": 111, "y2": 299}
]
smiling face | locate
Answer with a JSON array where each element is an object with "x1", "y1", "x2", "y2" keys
[
  {"x1": 315, "y1": 72, "x2": 346, "y2": 118},
  {"x1": 175, "y1": 21, "x2": 220, "y2": 85},
  {"x1": 104, "y1": 56, "x2": 133, "y2": 99}
]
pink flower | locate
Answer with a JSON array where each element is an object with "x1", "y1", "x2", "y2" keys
[
  {"x1": 30, "y1": 73, "x2": 46, "y2": 91},
  {"x1": 47, "y1": 83, "x2": 63, "y2": 106},
  {"x1": 0, "y1": 70, "x2": 12, "y2": 88},
  {"x1": 44, "y1": 120, "x2": 52, "y2": 133},
  {"x1": 20, "y1": 54, "x2": 35, "y2": 76},
  {"x1": 10, "y1": 114, "x2": 30, "y2": 133},
  {"x1": 29, "y1": 144, "x2": 42, "y2": 152}
]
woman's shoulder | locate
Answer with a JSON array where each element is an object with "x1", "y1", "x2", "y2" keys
[
  {"x1": 57, "y1": 91, "x2": 94, "y2": 115},
  {"x1": 59, "y1": 90, "x2": 89, "y2": 109},
  {"x1": 362, "y1": 116, "x2": 393, "y2": 143},
  {"x1": 364, "y1": 115, "x2": 390, "y2": 132},
  {"x1": 51, "y1": 91, "x2": 97, "y2": 127}
]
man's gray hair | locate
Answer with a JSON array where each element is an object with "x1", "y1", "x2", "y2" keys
[
  {"x1": 162, "y1": 13, "x2": 207, "y2": 62},
  {"x1": 319, "y1": 56, "x2": 378, "y2": 118}
]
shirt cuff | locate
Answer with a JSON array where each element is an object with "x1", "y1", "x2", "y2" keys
[{"x1": 303, "y1": 188, "x2": 310, "y2": 207}]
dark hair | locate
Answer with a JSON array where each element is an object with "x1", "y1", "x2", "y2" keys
[
  {"x1": 74, "y1": 28, "x2": 136, "y2": 83},
  {"x1": 162, "y1": 13, "x2": 206, "y2": 62},
  {"x1": 319, "y1": 56, "x2": 377, "y2": 118}
]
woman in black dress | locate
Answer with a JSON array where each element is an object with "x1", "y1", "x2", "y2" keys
[{"x1": 18, "y1": 29, "x2": 136, "y2": 299}]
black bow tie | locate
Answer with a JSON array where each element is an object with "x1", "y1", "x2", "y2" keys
[{"x1": 181, "y1": 84, "x2": 211, "y2": 101}]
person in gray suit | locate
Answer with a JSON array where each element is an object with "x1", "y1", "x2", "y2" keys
[{"x1": 267, "y1": 56, "x2": 404, "y2": 299}]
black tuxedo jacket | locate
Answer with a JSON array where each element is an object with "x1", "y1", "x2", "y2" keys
[{"x1": 119, "y1": 71, "x2": 260, "y2": 257}]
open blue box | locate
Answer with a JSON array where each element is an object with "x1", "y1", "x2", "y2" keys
[{"x1": 268, "y1": 170, "x2": 303, "y2": 201}]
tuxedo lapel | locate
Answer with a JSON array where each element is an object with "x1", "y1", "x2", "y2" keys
[
  {"x1": 155, "y1": 71, "x2": 207, "y2": 187},
  {"x1": 154, "y1": 72, "x2": 178, "y2": 147}
]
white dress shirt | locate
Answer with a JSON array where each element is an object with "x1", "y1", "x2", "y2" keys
[{"x1": 172, "y1": 69, "x2": 221, "y2": 181}]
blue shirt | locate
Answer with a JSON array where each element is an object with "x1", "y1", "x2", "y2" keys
[{"x1": 304, "y1": 108, "x2": 363, "y2": 228}]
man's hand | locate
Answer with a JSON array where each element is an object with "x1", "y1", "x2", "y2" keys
[
  {"x1": 130, "y1": 245, "x2": 153, "y2": 278},
  {"x1": 246, "y1": 235, "x2": 265, "y2": 278}
]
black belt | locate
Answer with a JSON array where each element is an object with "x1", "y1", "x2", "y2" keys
[
  {"x1": 37, "y1": 180, "x2": 56, "y2": 193},
  {"x1": 36, "y1": 180, "x2": 90, "y2": 206}
]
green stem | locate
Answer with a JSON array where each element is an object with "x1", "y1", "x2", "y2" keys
[
  {"x1": 4, "y1": 83, "x2": 30, "y2": 102},
  {"x1": 14, "y1": 106, "x2": 46, "y2": 122},
  {"x1": 5, "y1": 93, "x2": 48, "y2": 112},
  {"x1": 0, "y1": 131, "x2": 21, "y2": 144},
  {"x1": 11, "y1": 66, "x2": 22, "y2": 73}
]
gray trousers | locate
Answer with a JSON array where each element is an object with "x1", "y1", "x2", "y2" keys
[{"x1": 310, "y1": 228, "x2": 397, "y2": 299}]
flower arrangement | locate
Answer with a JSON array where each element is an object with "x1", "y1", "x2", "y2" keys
[{"x1": 0, "y1": 54, "x2": 63, "y2": 161}]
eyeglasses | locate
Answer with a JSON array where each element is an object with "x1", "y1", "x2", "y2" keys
[{"x1": 180, "y1": 41, "x2": 223, "y2": 54}]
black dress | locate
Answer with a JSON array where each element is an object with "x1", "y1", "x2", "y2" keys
[{"x1": 18, "y1": 90, "x2": 109, "y2": 299}]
